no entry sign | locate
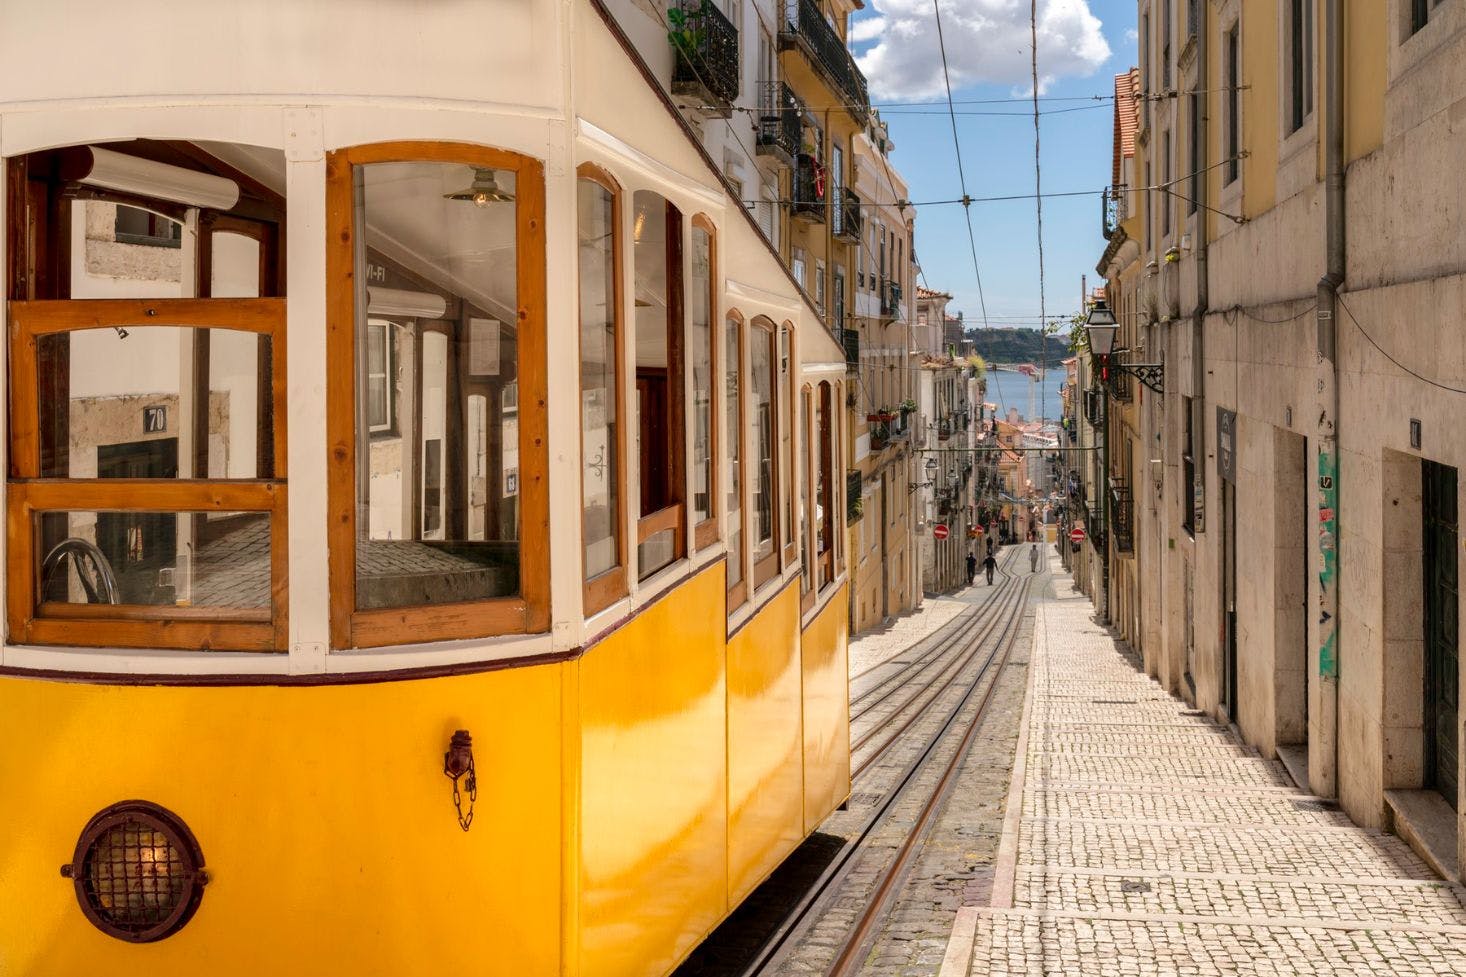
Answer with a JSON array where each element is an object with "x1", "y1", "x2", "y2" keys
[
  {"x1": 933, "y1": 524, "x2": 950, "y2": 540},
  {"x1": 1069, "y1": 527, "x2": 1087, "y2": 543}
]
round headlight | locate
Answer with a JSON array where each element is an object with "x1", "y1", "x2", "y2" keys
[{"x1": 62, "y1": 801, "x2": 207, "y2": 942}]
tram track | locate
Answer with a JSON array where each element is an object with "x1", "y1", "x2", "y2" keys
[{"x1": 731, "y1": 571, "x2": 1034, "y2": 977}]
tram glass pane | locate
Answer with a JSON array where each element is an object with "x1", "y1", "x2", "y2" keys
[
  {"x1": 752, "y1": 326, "x2": 775, "y2": 559},
  {"x1": 579, "y1": 179, "x2": 619, "y2": 579},
  {"x1": 352, "y1": 161, "x2": 521, "y2": 610},
  {"x1": 210, "y1": 231, "x2": 261, "y2": 298},
  {"x1": 816, "y1": 382, "x2": 830, "y2": 589},
  {"x1": 725, "y1": 315, "x2": 743, "y2": 590},
  {"x1": 690, "y1": 226, "x2": 714, "y2": 528},
  {"x1": 72, "y1": 201, "x2": 187, "y2": 298},
  {"x1": 780, "y1": 326, "x2": 792, "y2": 550},
  {"x1": 36, "y1": 327, "x2": 270, "y2": 480},
  {"x1": 35, "y1": 509, "x2": 270, "y2": 609},
  {"x1": 800, "y1": 388, "x2": 811, "y2": 595}
]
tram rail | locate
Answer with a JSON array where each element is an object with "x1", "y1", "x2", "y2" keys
[{"x1": 732, "y1": 570, "x2": 1034, "y2": 977}]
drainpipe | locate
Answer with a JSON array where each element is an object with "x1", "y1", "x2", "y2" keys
[
  {"x1": 1313, "y1": 0, "x2": 1345, "y2": 800},
  {"x1": 1191, "y1": 12, "x2": 1210, "y2": 702}
]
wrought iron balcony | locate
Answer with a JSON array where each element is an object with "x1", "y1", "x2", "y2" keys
[
  {"x1": 846, "y1": 469, "x2": 864, "y2": 522},
  {"x1": 792, "y1": 153, "x2": 826, "y2": 223},
  {"x1": 1102, "y1": 184, "x2": 1128, "y2": 239},
  {"x1": 1108, "y1": 364, "x2": 1132, "y2": 403},
  {"x1": 833, "y1": 186, "x2": 862, "y2": 243},
  {"x1": 1083, "y1": 386, "x2": 1105, "y2": 427},
  {"x1": 840, "y1": 327, "x2": 859, "y2": 374},
  {"x1": 670, "y1": 0, "x2": 741, "y2": 115},
  {"x1": 1086, "y1": 503, "x2": 1107, "y2": 554},
  {"x1": 779, "y1": 0, "x2": 870, "y2": 124},
  {"x1": 756, "y1": 81, "x2": 802, "y2": 166},
  {"x1": 881, "y1": 279, "x2": 901, "y2": 319},
  {"x1": 1110, "y1": 479, "x2": 1134, "y2": 554}
]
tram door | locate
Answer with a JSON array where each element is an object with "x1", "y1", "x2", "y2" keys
[
  {"x1": 94, "y1": 439, "x2": 180, "y2": 604},
  {"x1": 1423, "y1": 460, "x2": 1459, "y2": 808}
]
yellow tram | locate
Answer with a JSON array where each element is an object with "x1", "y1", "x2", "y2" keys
[{"x1": 0, "y1": 2, "x2": 852, "y2": 974}]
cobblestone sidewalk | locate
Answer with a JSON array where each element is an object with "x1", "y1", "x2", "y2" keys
[{"x1": 961, "y1": 584, "x2": 1466, "y2": 976}]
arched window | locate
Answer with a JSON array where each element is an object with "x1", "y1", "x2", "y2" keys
[
  {"x1": 632, "y1": 191, "x2": 686, "y2": 580},
  {"x1": 689, "y1": 215, "x2": 719, "y2": 551},
  {"x1": 577, "y1": 164, "x2": 626, "y2": 615},
  {"x1": 750, "y1": 316, "x2": 780, "y2": 589},
  {"x1": 725, "y1": 310, "x2": 746, "y2": 608},
  {"x1": 326, "y1": 142, "x2": 548, "y2": 648}
]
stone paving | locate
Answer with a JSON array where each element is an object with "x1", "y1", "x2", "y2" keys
[{"x1": 963, "y1": 584, "x2": 1466, "y2": 976}]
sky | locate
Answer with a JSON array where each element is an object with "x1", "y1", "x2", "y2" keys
[{"x1": 851, "y1": 0, "x2": 1140, "y2": 330}]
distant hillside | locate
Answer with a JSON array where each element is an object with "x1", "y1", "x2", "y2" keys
[{"x1": 967, "y1": 328, "x2": 1062, "y2": 365}]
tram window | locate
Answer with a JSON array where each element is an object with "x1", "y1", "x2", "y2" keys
[
  {"x1": 725, "y1": 312, "x2": 745, "y2": 606},
  {"x1": 690, "y1": 218, "x2": 718, "y2": 549},
  {"x1": 779, "y1": 324, "x2": 795, "y2": 565},
  {"x1": 36, "y1": 327, "x2": 271, "y2": 481},
  {"x1": 633, "y1": 191, "x2": 686, "y2": 580},
  {"x1": 348, "y1": 160, "x2": 522, "y2": 612},
  {"x1": 208, "y1": 230, "x2": 262, "y2": 298},
  {"x1": 799, "y1": 385, "x2": 812, "y2": 599},
  {"x1": 35, "y1": 509, "x2": 270, "y2": 610},
  {"x1": 815, "y1": 381, "x2": 834, "y2": 590},
  {"x1": 751, "y1": 318, "x2": 779, "y2": 588},
  {"x1": 327, "y1": 144, "x2": 548, "y2": 648},
  {"x1": 578, "y1": 171, "x2": 626, "y2": 613},
  {"x1": 74, "y1": 200, "x2": 187, "y2": 296}
]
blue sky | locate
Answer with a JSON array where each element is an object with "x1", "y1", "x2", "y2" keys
[{"x1": 852, "y1": 0, "x2": 1139, "y2": 329}]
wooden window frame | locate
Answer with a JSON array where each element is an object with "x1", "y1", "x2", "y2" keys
[
  {"x1": 690, "y1": 213, "x2": 720, "y2": 552},
  {"x1": 6, "y1": 297, "x2": 289, "y2": 651},
  {"x1": 577, "y1": 164, "x2": 630, "y2": 617},
  {"x1": 725, "y1": 309, "x2": 748, "y2": 610},
  {"x1": 750, "y1": 316, "x2": 781, "y2": 591},
  {"x1": 634, "y1": 193, "x2": 687, "y2": 578},
  {"x1": 800, "y1": 382, "x2": 817, "y2": 615},
  {"x1": 325, "y1": 141, "x2": 549, "y2": 649}
]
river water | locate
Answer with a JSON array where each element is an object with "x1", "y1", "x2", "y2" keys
[{"x1": 981, "y1": 367, "x2": 1067, "y2": 424}]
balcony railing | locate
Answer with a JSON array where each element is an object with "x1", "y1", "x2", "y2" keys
[
  {"x1": 792, "y1": 153, "x2": 826, "y2": 223},
  {"x1": 1086, "y1": 503, "x2": 1107, "y2": 554},
  {"x1": 881, "y1": 279, "x2": 901, "y2": 318},
  {"x1": 1102, "y1": 184, "x2": 1128, "y2": 239},
  {"x1": 779, "y1": 0, "x2": 870, "y2": 124},
  {"x1": 1110, "y1": 479, "x2": 1134, "y2": 553},
  {"x1": 840, "y1": 328, "x2": 859, "y2": 374},
  {"x1": 756, "y1": 81, "x2": 802, "y2": 165},
  {"x1": 846, "y1": 469, "x2": 864, "y2": 522},
  {"x1": 1108, "y1": 365, "x2": 1132, "y2": 403},
  {"x1": 669, "y1": 0, "x2": 741, "y2": 115},
  {"x1": 833, "y1": 186, "x2": 861, "y2": 242},
  {"x1": 1084, "y1": 386, "x2": 1104, "y2": 427}
]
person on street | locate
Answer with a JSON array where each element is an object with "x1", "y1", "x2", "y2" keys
[
  {"x1": 983, "y1": 552, "x2": 997, "y2": 585},
  {"x1": 1030, "y1": 543, "x2": 1040, "y2": 573},
  {"x1": 965, "y1": 552, "x2": 977, "y2": 586}
]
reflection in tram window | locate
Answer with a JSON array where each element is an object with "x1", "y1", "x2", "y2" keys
[
  {"x1": 36, "y1": 510, "x2": 270, "y2": 610},
  {"x1": 578, "y1": 176, "x2": 621, "y2": 586},
  {"x1": 816, "y1": 381, "x2": 834, "y2": 590},
  {"x1": 751, "y1": 319, "x2": 778, "y2": 585},
  {"x1": 37, "y1": 327, "x2": 271, "y2": 481},
  {"x1": 780, "y1": 326, "x2": 794, "y2": 561},
  {"x1": 725, "y1": 313, "x2": 744, "y2": 601},
  {"x1": 352, "y1": 161, "x2": 521, "y2": 610},
  {"x1": 633, "y1": 191, "x2": 685, "y2": 579},
  {"x1": 799, "y1": 385, "x2": 812, "y2": 597},
  {"x1": 690, "y1": 221, "x2": 716, "y2": 541}
]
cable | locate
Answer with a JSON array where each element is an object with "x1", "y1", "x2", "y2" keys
[
  {"x1": 1337, "y1": 294, "x2": 1466, "y2": 395},
  {"x1": 931, "y1": 0, "x2": 992, "y2": 339},
  {"x1": 1219, "y1": 299, "x2": 1316, "y2": 326}
]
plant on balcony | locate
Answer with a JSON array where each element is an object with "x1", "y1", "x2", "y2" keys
[
  {"x1": 870, "y1": 423, "x2": 890, "y2": 446},
  {"x1": 898, "y1": 398, "x2": 917, "y2": 415},
  {"x1": 666, "y1": 0, "x2": 709, "y2": 59}
]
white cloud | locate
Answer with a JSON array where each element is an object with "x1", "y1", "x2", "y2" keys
[
  {"x1": 855, "y1": 0, "x2": 1112, "y2": 101},
  {"x1": 1124, "y1": 27, "x2": 1139, "y2": 42}
]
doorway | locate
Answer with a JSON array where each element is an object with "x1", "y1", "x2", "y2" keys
[
  {"x1": 96, "y1": 438, "x2": 180, "y2": 604},
  {"x1": 1221, "y1": 479, "x2": 1239, "y2": 720},
  {"x1": 1423, "y1": 459, "x2": 1459, "y2": 808}
]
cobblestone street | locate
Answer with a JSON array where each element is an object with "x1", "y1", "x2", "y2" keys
[{"x1": 953, "y1": 580, "x2": 1466, "y2": 976}]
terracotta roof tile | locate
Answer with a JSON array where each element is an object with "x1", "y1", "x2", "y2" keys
[{"x1": 1113, "y1": 67, "x2": 1141, "y2": 186}]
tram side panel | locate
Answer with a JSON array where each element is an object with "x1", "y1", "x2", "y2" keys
[
  {"x1": 0, "y1": 668, "x2": 565, "y2": 977},
  {"x1": 725, "y1": 579, "x2": 805, "y2": 905},
  {"x1": 801, "y1": 584, "x2": 852, "y2": 833},
  {"x1": 577, "y1": 562, "x2": 729, "y2": 977}
]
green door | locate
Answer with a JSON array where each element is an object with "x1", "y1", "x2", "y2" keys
[{"x1": 1423, "y1": 460, "x2": 1459, "y2": 808}]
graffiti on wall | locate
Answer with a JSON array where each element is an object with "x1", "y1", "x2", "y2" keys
[{"x1": 1317, "y1": 449, "x2": 1339, "y2": 678}]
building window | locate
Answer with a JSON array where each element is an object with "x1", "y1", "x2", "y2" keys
[
  {"x1": 1141, "y1": 11, "x2": 1151, "y2": 128},
  {"x1": 1162, "y1": 133, "x2": 1172, "y2": 238},
  {"x1": 725, "y1": 311, "x2": 746, "y2": 606},
  {"x1": 1182, "y1": 395, "x2": 1203, "y2": 536},
  {"x1": 632, "y1": 190, "x2": 687, "y2": 580},
  {"x1": 326, "y1": 143, "x2": 548, "y2": 649},
  {"x1": 1410, "y1": 0, "x2": 1442, "y2": 36},
  {"x1": 578, "y1": 167, "x2": 626, "y2": 614},
  {"x1": 1288, "y1": 0, "x2": 1313, "y2": 134},
  {"x1": 1225, "y1": 24, "x2": 1240, "y2": 185},
  {"x1": 1162, "y1": 0, "x2": 1172, "y2": 89},
  {"x1": 114, "y1": 205, "x2": 182, "y2": 249},
  {"x1": 751, "y1": 317, "x2": 780, "y2": 588},
  {"x1": 1188, "y1": 93, "x2": 1200, "y2": 215},
  {"x1": 690, "y1": 217, "x2": 719, "y2": 551},
  {"x1": 366, "y1": 319, "x2": 397, "y2": 433},
  {"x1": 833, "y1": 265, "x2": 846, "y2": 333},
  {"x1": 815, "y1": 259, "x2": 827, "y2": 316}
]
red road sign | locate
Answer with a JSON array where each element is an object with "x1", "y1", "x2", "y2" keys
[
  {"x1": 933, "y1": 524, "x2": 950, "y2": 540},
  {"x1": 1069, "y1": 527, "x2": 1087, "y2": 543}
]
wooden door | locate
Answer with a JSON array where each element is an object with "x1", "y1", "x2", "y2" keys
[{"x1": 1424, "y1": 459, "x2": 1459, "y2": 807}]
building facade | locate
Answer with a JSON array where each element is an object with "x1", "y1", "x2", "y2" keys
[{"x1": 1091, "y1": 0, "x2": 1466, "y2": 880}]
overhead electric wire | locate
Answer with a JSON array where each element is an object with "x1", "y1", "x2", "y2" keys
[
  {"x1": 1338, "y1": 295, "x2": 1466, "y2": 395},
  {"x1": 1029, "y1": 0, "x2": 1049, "y2": 428}
]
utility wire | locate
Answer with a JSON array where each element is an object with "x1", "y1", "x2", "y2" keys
[
  {"x1": 930, "y1": 0, "x2": 992, "y2": 337},
  {"x1": 1029, "y1": 0, "x2": 1049, "y2": 429},
  {"x1": 1338, "y1": 295, "x2": 1466, "y2": 395}
]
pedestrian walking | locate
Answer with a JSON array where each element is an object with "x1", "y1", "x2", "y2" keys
[
  {"x1": 1029, "y1": 543, "x2": 1040, "y2": 573},
  {"x1": 965, "y1": 551, "x2": 977, "y2": 586},
  {"x1": 983, "y1": 552, "x2": 997, "y2": 585}
]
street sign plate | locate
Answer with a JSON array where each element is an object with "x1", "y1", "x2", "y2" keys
[
  {"x1": 933, "y1": 524, "x2": 950, "y2": 540},
  {"x1": 1069, "y1": 527, "x2": 1087, "y2": 543}
]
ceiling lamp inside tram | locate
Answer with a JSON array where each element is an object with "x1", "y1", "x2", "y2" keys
[{"x1": 443, "y1": 167, "x2": 515, "y2": 207}]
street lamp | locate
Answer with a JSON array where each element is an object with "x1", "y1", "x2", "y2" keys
[{"x1": 1084, "y1": 301, "x2": 1163, "y2": 394}]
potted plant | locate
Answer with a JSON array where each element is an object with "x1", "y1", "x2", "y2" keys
[
  {"x1": 666, "y1": 0, "x2": 709, "y2": 59},
  {"x1": 898, "y1": 398, "x2": 917, "y2": 415}
]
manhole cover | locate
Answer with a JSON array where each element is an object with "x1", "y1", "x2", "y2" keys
[{"x1": 1120, "y1": 880, "x2": 1152, "y2": 894}]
